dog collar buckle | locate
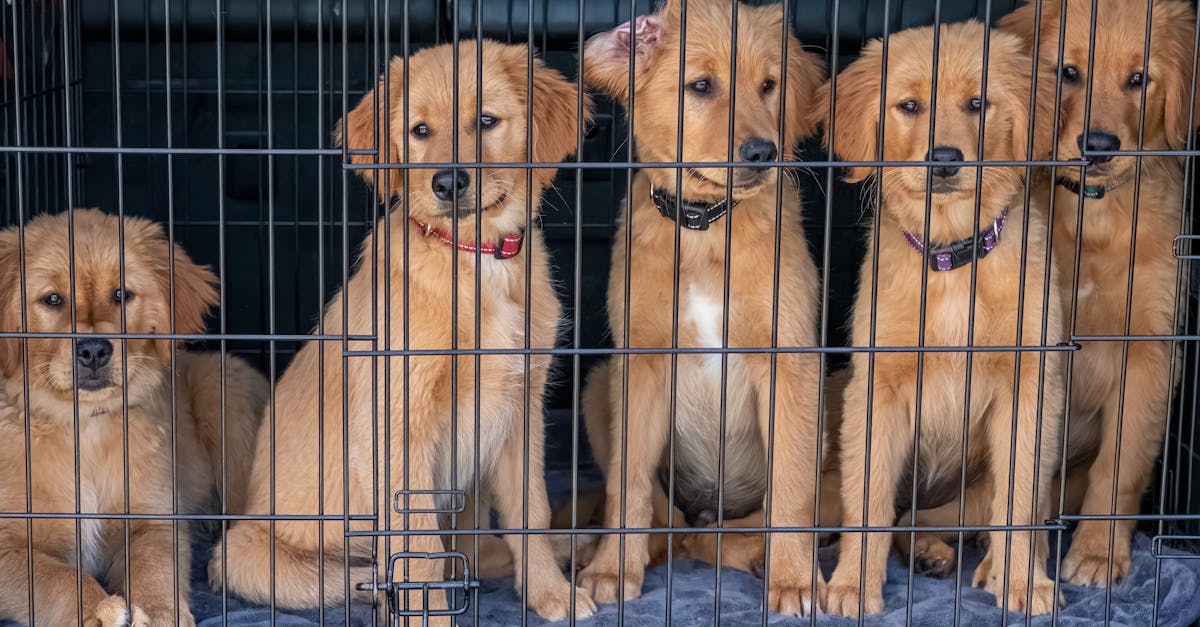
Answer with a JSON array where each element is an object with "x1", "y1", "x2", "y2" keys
[
  {"x1": 651, "y1": 187, "x2": 732, "y2": 231},
  {"x1": 495, "y1": 232, "x2": 525, "y2": 259},
  {"x1": 409, "y1": 216, "x2": 526, "y2": 261},
  {"x1": 904, "y1": 207, "x2": 1009, "y2": 272},
  {"x1": 680, "y1": 207, "x2": 707, "y2": 230}
]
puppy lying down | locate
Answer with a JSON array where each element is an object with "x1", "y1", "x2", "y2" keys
[{"x1": 0, "y1": 209, "x2": 268, "y2": 627}]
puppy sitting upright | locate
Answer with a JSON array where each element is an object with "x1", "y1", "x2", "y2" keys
[
  {"x1": 0, "y1": 209, "x2": 268, "y2": 626},
  {"x1": 997, "y1": 0, "x2": 1200, "y2": 587},
  {"x1": 212, "y1": 41, "x2": 594, "y2": 622},
  {"x1": 816, "y1": 22, "x2": 1063, "y2": 616},
  {"x1": 579, "y1": 0, "x2": 827, "y2": 614}
]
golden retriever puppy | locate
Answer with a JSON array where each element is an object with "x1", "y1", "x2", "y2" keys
[
  {"x1": 210, "y1": 40, "x2": 594, "y2": 623},
  {"x1": 816, "y1": 22, "x2": 1064, "y2": 616},
  {"x1": 991, "y1": 0, "x2": 1200, "y2": 587},
  {"x1": 578, "y1": 0, "x2": 827, "y2": 614},
  {"x1": 0, "y1": 209, "x2": 268, "y2": 626}
]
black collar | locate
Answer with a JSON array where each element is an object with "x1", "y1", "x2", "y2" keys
[
  {"x1": 651, "y1": 187, "x2": 736, "y2": 230},
  {"x1": 1056, "y1": 176, "x2": 1108, "y2": 199}
]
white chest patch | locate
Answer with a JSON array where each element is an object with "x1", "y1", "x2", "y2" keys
[
  {"x1": 478, "y1": 256, "x2": 518, "y2": 281},
  {"x1": 78, "y1": 486, "x2": 105, "y2": 574},
  {"x1": 687, "y1": 292, "x2": 725, "y2": 376},
  {"x1": 1077, "y1": 280, "x2": 1095, "y2": 300}
]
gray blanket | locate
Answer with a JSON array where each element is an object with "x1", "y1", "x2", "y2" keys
[{"x1": 190, "y1": 533, "x2": 1200, "y2": 626}]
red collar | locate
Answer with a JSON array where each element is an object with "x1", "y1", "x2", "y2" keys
[{"x1": 409, "y1": 217, "x2": 525, "y2": 260}]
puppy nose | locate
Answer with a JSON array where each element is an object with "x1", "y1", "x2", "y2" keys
[
  {"x1": 738, "y1": 137, "x2": 778, "y2": 166},
  {"x1": 431, "y1": 169, "x2": 471, "y2": 201},
  {"x1": 927, "y1": 146, "x2": 964, "y2": 178},
  {"x1": 76, "y1": 339, "x2": 113, "y2": 370},
  {"x1": 1078, "y1": 129, "x2": 1120, "y2": 164}
]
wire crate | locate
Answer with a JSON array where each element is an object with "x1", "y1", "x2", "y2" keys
[{"x1": 0, "y1": 0, "x2": 1198, "y2": 625}]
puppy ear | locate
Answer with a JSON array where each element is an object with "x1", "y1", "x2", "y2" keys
[
  {"x1": 814, "y1": 41, "x2": 884, "y2": 183},
  {"x1": 0, "y1": 228, "x2": 20, "y2": 377},
  {"x1": 155, "y1": 240, "x2": 219, "y2": 363},
  {"x1": 996, "y1": 0, "x2": 1060, "y2": 49},
  {"x1": 582, "y1": 12, "x2": 666, "y2": 105},
  {"x1": 334, "y1": 57, "x2": 405, "y2": 202},
  {"x1": 529, "y1": 58, "x2": 595, "y2": 187},
  {"x1": 990, "y1": 31, "x2": 1056, "y2": 161},
  {"x1": 1157, "y1": 0, "x2": 1200, "y2": 150},
  {"x1": 784, "y1": 46, "x2": 828, "y2": 150}
]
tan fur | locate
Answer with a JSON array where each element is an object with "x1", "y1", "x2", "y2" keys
[
  {"x1": 578, "y1": 0, "x2": 828, "y2": 615},
  {"x1": 211, "y1": 40, "x2": 596, "y2": 623},
  {"x1": 676, "y1": 369, "x2": 848, "y2": 574},
  {"x1": 448, "y1": 490, "x2": 597, "y2": 578},
  {"x1": 814, "y1": 22, "x2": 1066, "y2": 616},
  {"x1": 0, "y1": 209, "x2": 267, "y2": 626},
  {"x1": 890, "y1": 0, "x2": 1200, "y2": 589}
]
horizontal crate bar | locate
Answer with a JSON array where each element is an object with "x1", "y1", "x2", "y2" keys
[
  {"x1": 1173, "y1": 234, "x2": 1200, "y2": 260},
  {"x1": 0, "y1": 512, "x2": 376, "y2": 521},
  {"x1": 345, "y1": 344, "x2": 1079, "y2": 358},
  {"x1": 0, "y1": 146, "x2": 345, "y2": 155},
  {"x1": 1059, "y1": 514, "x2": 1200, "y2": 521},
  {"x1": 1072, "y1": 334, "x2": 1200, "y2": 342},
  {"x1": 346, "y1": 523, "x2": 1067, "y2": 538},
  {"x1": 0, "y1": 332, "x2": 374, "y2": 341},
  {"x1": 1151, "y1": 536, "x2": 1200, "y2": 559},
  {"x1": 342, "y1": 158, "x2": 1092, "y2": 170},
  {"x1": 1083, "y1": 148, "x2": 1200, "y2": 157},
  {"x1": 394, "y1": 489, "x2": 466, "y2": 514}
]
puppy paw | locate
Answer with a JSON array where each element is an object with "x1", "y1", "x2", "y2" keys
[
  {"x1": 971, "y1": 551, "x2": 993, "y2": 589},
  {"x1": 86, "y1": 595, "x2": 150, "y2": 627},
  {"x1": 822, "y1": 572, "x2": 883, "y2": 617},
  {"x1": 681, "y1": 530, "x2": 766, "y2": 574},
  {"x1": 767, "y1": 566, "x2": 823, "y2": 616},
  {"x1": 206, "y1": 552, "x2": 226, "y2": 591},
  {"x1": 571, "y1": 539, "x2": 599, "y2": 572},
  {"x1": 579, "y1": 562, "x2": 644, "y2": 604},
  {"x1": 913, "y1": 535, "x2": 956, "y2": 578},
  {"x1": 524, "y1": 577, "x2": 597, "y2": 621},
  {"x1": 549, "y1": 533, "x2": 598, "y2": 573},
  {"x1": 143, "y1": 603, "x2": 195, "y2": 627},
  {"x1": 128, "y1": 606, "x2": 152, "y2": 627},
  {"x1": 989, "y1": 575, "x2": 1061, "y2": 615},
  {"x1": 975, "y1": 553, "x2": 1061, "y2": 615},
  {"x1": 1062, "y1": 530, "x2": 1130, "y2": 587}
]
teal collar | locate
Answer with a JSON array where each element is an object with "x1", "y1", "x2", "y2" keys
[{"x1": 1056, "y1": 176, "x2": 1108, "y2": 199}]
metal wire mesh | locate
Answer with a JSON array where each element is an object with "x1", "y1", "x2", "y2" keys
[{"x1": 0, "y1": 0, "x2": 1197, "y2": 625}]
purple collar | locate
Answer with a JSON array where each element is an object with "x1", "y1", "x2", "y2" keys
[{"x1": 903, "y1": 207, "x2": 1009, "y2": 272}]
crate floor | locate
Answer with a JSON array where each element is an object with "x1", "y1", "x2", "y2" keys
[{"x1": 186, "y1": 531, "x2": 1200, "y2": 627}]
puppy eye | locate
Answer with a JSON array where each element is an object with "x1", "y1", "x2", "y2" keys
[
  {"x1": 479, "y1": 114, "x2": 500, "y2": 130},
  {"x1": 411, "y1": 122, "x2": 430, "y2": 138},
  {"x1": 113, "y1": 288, "x2": 134, "y2": 304},
  {"x1": 41, "y1": 293, "x2": 63, "y2": 307},
  {"x1": 1061, "y1": 65, "x2": 1080, "y2": 84},
  {"x1": 1127, "y1": 72, "x2": 1145, "y2": 88},
  {"x1": 898, "y1": 99, "x2": 921, "y2": 114},
  {"x1": 687, "y1": 78, "x2": 712, "y2": 95},
  {"x1": 967, "y1": 97, "x2": 984, "y2": 113},
  {"x1": 761, "y1": 78, "x2": 776, "y2": 94}
]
